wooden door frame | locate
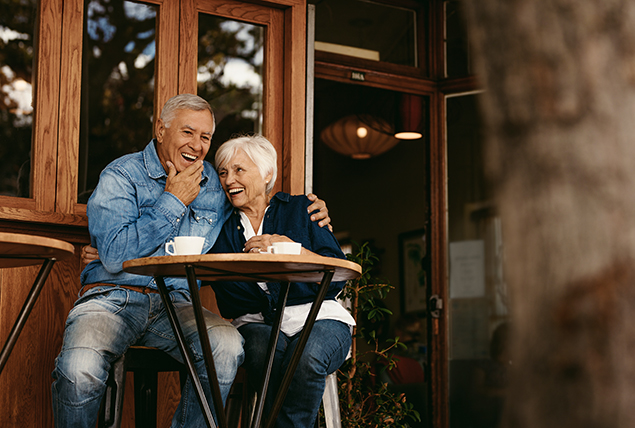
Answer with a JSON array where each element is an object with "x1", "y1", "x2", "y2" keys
[
  {"x1": 311, "y1": 2, "x2": 483, "y2": 427},
  {"x1": 179, "y1": 0, "x2": 307, "y2": 195}
]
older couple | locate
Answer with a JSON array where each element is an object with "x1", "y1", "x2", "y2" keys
[{"x1": 53, "y1": 94, "x2": 351, "y2": 428}]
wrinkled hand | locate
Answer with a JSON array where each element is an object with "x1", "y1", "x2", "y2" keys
[
  {"x1": 243, "y1": 234, "x2": 293, "y2": 253},
  {"x1": 307, "y1": 193, "x2": 332, "y2": 231},
  {"x1": 164, "y1": 160, "x2": 204, "y2": 206},
  {"x1": 81, "y1": 245, "x2": 100, "y2": 265}
]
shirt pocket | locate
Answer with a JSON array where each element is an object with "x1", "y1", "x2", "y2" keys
[{"x1": 190, "y1": 208, "x2": 218, "y2": 239}]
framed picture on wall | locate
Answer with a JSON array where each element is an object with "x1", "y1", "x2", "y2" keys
[{"x1": 399, "y1": 228, "x2": 427, "y2": 314}]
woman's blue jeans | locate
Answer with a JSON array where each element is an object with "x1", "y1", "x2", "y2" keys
[
  {"x1": 239, "y1": 319, "x2": 351, "y2": 428},
  {"x1": 51, "y1": 285, "x2": 244, "y2": 428}
]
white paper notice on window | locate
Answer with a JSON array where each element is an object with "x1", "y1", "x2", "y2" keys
[{"x1": 449, "y1": 240, "x2": 485, "y2": 298}]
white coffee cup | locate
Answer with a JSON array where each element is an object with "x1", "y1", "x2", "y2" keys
[
  {"x1": 165, "y1": 236, "x2": 206, "y2": 256},
  {"x1": 265, "y1": 241, "x2": 302, "y2": 255}
]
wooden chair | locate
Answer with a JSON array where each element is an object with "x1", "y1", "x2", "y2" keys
[{"x1": 98, "y1": 346, "x2": 187, "y2": 428}]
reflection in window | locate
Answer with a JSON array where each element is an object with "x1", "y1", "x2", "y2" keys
[
  {"x1": 310, "y1": 0, "x2": 417, "y2": 67},
  {"x1": 78, "y1": 0, "x2": 157, "y2": 203},
  {"x1": 197, "y1": 14, "x2": 263, "y2": 156},
  {"x1": 0, "y1": 0, "x2": 38, "y2": 198}
]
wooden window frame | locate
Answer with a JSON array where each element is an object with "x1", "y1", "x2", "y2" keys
[
  {"x1": 179, "y1": 0, "x2": 307, "y2": 195},
  {"x1": 0, "y1": 0, "x2": 306, "y2": 229}
]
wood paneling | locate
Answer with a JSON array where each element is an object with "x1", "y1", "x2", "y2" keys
[{"x1": 0, "y1": 245, "x2": 82, "y2": 426}]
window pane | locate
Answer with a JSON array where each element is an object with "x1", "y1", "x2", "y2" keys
[
  {"x1": 78, "y1": 0, "x2": 157, "y2": 203},
  {"x1": 0, "y1": 0, "x2": 38, "y2": 198},
  {"x1": 197, "y1": 14, "x2": 264, "y2": 156},
  {"x1": 310, "y1": 0, "x2": 417, "y2": 67},
  {"x1": 445, "y1": 0, "x2": 472, "y2": 78},
  {"x1": 446, "y1": 94, "x2": 509, "y2": 428}
]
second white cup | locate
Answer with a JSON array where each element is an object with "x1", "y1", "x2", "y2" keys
[
  {"x1": 266, "y1": 241, "x2": 302, "y2": 255},
  {"x1": 165, "y1": 236, "x2": 205, "y2": 256}
]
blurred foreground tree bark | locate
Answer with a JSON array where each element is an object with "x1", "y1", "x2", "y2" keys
[{"x1": 461, "y1": 1, "x2": 635, "y2": 427}]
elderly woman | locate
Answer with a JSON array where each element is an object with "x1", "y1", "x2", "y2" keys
[{"x1": 210, "y1": 134, "x2": 354, "y2": 428}]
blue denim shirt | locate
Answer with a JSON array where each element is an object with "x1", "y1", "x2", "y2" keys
[
  {"x1": 80, "y1": 140, "x2": 232, "y2": 291},
  {"x1": 209, "y1": 192, "x2": 345, "y2": 320}
]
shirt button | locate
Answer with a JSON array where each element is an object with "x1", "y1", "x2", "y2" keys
[
  {"x1": 196, "y1": 216, "x2": 201, "y2": 221},
  {"x1": 176, "y1": 218, "x2": 180, "y2": 223}
]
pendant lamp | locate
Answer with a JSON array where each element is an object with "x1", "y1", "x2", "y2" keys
[
  {"x1": 320, "y1": 114, "x2": 400, "y2": 160},
  {"x1": 394, "y1": 93, "x2": 423, "y2": 140}
]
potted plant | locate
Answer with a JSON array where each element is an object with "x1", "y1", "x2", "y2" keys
[{"x1": 328, "y1": 242, "x2": 422, "y2": 427}]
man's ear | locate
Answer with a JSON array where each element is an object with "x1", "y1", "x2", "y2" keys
[{"x1": 156, "y1": 118, "x2": 165, "y2": 143}]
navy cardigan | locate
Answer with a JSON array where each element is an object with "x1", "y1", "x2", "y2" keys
[{"x1": 208, "y1": 192, "x2": 345, "y2": 322}]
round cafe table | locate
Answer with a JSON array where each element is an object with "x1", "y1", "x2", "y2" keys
[
  {"x1": 124, "y1": 253, "x2": 361, "y2": 428},
  {"x1": 0, "y1": 232, "x2": 74, "y2": 375}
]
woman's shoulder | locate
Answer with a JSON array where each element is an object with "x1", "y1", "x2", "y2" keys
[{"x1": 271, "y1": 192, "x2": 310, "y2": 207}]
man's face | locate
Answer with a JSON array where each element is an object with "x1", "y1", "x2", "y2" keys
[{"x1": 155, "y1": 108, "x2": 214, "y2": 173}]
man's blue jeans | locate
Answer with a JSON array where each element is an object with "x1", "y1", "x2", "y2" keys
[
  {"x1": 239, "y1": 319, "x2": 351, "y2": 428},
  {"x1": 51, "y1": 285, "x2": 244, "y2": 428}
]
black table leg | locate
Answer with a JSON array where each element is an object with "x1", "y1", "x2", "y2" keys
[
  {"x1": 263, "y1": 270, "x2": 335, "y2": 428},
  {"x1": 0, "y1": 258, "x2": 55, "y2": 375},
  {"x1": 250, "y1": 281, "x2": 291, "y2": 428},
  {"x1": 154, "y1": 276, "x2": 217, "y2": 428},
  {"x1": 184, "y1": 265, "x2": 228, "y2": 428},
  {"x1": 246, "y1": 271, "x2": 334, "y2": 428}
]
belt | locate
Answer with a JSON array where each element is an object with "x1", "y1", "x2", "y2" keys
[{"x1": 81, "y1": 283, "x2": 160, "y2": 296}]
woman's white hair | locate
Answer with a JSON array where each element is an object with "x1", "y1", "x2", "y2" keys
[{"x1": 215, "y1": 134, "x2": 277, "y2": 194}]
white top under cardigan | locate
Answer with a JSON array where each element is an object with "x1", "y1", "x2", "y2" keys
[{"x1": 231, "y1": 210, "x2": 356, "y2": 336}]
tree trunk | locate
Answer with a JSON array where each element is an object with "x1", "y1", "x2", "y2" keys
[{"x1": 461, "y1": 1, "x2": 635, "y2": 427}]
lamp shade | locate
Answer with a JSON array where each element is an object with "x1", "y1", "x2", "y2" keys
[
  {"x1": 320, "y1": 115, "x2": 400, "y2": 159},
  {"x1": 395, "y1": 93, "x2": 423, "y2": 140}
]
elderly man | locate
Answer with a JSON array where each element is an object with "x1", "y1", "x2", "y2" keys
[{"x1": 51, "y1": 94, "x2": 330, "y2": 428}]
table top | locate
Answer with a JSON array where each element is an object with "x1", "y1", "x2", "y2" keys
[
  {"x1": 0, "y1": 232, "x2": 75, "y2": 268},
  {"x1": 123, "y1": 253, "x2": 362, "y2": 283}
]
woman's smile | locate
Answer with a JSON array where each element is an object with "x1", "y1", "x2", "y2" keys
[{"x1": 218, "y1": 148, "x2": 272, "y2": 213}]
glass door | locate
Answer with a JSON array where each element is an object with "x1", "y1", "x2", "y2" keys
[{"x1": 445, "y1": 93, "x2": 510, "y2": 428}]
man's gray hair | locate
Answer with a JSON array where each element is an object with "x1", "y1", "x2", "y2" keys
[
  {"x1": 160, "y1": 94, "x2": 215, "y2": 132},
  {"x1": 215, "y1": 134, "x2": 277, "y2": 195}
]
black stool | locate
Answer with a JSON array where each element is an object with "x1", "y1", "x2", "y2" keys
[{"x1": 98, "y1": 346, "x2": 187, "y2": 428}]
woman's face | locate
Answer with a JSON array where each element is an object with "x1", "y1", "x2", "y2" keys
[{"x1": 218, "y1": 148, "x2": 272, "y2": 212}]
